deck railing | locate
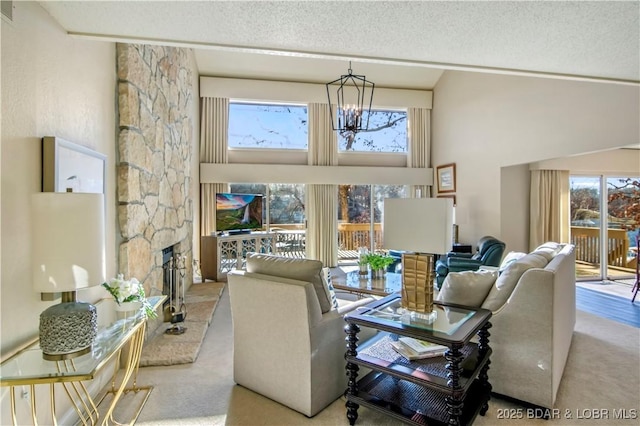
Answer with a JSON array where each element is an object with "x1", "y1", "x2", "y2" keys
[
  {"x1": 570, "y1": 226, "x2": 631, "y2": 268},
  {"x1": 269, "y1": 223, "x2": 636, "y2": 269},
  {"x1": 337, "y1": 223, "x2": 383, "y2": 252}
]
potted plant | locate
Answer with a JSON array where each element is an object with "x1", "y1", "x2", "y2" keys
[
  {"x1": 364, "y1": 253, "x2": 395, "y2": 278},
  {"x1": 103, "y1": 274, "x2": 157, "y2": 318}
]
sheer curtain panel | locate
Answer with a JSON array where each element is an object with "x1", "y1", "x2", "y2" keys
[
  {"x1": 529, "y1": 169, "x2": 570, "y2": 250},
  {"x1": 200, "y1": 97, "x2": 229, "y2": 236},
  {"x1": 307, "y1": 103, "x2": 338, "y2": 265},
  {"x1": 408, "y1": 108, "x2": 431, "y2": 198}
]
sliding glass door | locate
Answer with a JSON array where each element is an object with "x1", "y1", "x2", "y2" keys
[
  {"x1": 570, "y1": 175, "x2": 639, "y2": 281},
  {"x1": 605, "y1": 176, "x2": 639, "y2": 279},
  {"x1": 337, "y1": 184, "x2": 407, "y2": 264}
]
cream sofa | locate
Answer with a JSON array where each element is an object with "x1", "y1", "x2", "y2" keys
[
  {"x1": 227, "y1": 253, "x2": 375, "y2": 417},
  {"x1": 437, "y1": 243, "x2": 576, "y2": 410}
]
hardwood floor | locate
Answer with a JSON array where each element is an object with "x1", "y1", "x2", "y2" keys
[{"x1": 576, "y1": 282, "x2": 640, "y2": 328}]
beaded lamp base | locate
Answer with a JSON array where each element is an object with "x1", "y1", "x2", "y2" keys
[
  {"x1": 39, "y1": 302, "x2": 97, "y2": 360},
  {"x1": 401, "y1": 253, "x2": 434, "y2": 314}
]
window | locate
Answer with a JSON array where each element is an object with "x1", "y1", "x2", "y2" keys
[
  {"x1": 229, "y1": 183, "x2": 305, "y2": 229},
  {"x1": 339, "y1": 109, "x2": 407, "y2": 153},
  {"x1": 337, "y1": 184, "x2": 407, "y2": 263},
  {"x1": 268, "y1": 184, "x2": 305, "y2": 226},
  {"x1": 228, "y1": 102, "x2": 308, "y2": 150}
]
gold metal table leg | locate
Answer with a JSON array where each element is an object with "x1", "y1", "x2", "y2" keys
[{"x1": 100, "y1": 322, "x2": 153, "y2": 426}]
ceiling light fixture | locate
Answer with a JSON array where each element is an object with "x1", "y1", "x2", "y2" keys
[{"x1": 326, "y1": 61, "x2": 375, "y2": 137}]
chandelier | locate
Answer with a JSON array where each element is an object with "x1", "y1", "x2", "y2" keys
[{"x1": 325, "y1": 61, "x2": 375, "y2": 136}]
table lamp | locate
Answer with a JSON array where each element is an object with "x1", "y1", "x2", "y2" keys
[
  {"x1": 31, "y1": 192, "x2": 105, "y2": 360},
  {"x1": 383, "y1": 197, "x2": 453, "y2": 320}
]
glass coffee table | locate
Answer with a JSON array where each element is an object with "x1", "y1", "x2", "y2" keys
[
  {"x1": 343, "y1": 293, "x2": 492, "y2": 426},
  {"x1": 332, "y1": 271, "x2": 402, "y2": 297}
]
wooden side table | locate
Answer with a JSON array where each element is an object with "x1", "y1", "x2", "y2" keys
[{"x1": 344, "y1": 294, "x2": 492, "y2": 425}]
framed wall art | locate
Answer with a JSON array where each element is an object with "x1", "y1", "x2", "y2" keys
[
  {"x1": 42, "y1": 136, "x2": 106, "y2": 194},
  {"x1": 436, "y1": 163, "x2": 456, "y2": 194}
]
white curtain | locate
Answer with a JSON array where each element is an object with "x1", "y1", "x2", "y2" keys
[
  {"x1": 529, "y1": 170, "x2": 570, "y2": 250},
  {"x1": 307, "y1": 103, "x2": 338, "y2": 266},
  {"x1": 408, "y1": 108, "x2": 431, "y2": 198},
  {"x1": 200, "y1": 97, "x2": 229, "y2": 236}
]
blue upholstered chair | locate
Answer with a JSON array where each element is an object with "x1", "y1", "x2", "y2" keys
[{"x1": 435, "y1": 236, "x2": 506, "y2": 289}]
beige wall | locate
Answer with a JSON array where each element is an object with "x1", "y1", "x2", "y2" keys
[
  {"x1": 432, "y1": 70, "x2": 640, "y2": 252},
  {"x1": 1, "y1": 1, "x2": 116, "y2": 354},
  {"x1": 1, "y1": 4, "x2": 202, "y2": 423},
  {"x1": 531, "y1": 149, "x2": 640, "y2": 175},
  {"x1": 1, "y1": 2, "x2": 116, "y2": 423}
]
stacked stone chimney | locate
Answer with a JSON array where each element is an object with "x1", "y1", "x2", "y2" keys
[{"x1": 116, "y1": 43, "x2": 195, "y2": 308}]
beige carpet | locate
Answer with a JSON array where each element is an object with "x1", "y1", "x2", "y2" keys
[
  {"x1": 132, "y1": 286, "x2": 640, "y2": 426},
  {"x1": 139, "y1": 281, "x2": 225, "y2": 366}
]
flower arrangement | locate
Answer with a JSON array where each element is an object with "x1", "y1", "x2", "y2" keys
[{"x1": 102, "y1": 274, "x2": 157, "y2": 318}]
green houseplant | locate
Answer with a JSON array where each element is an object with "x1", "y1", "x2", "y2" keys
[{"x1": 363, "y1": 253, "x2": 395, "y2": 274}]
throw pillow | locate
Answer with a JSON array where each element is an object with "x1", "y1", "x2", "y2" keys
[
  {"x1": 499, "y1": 251, "x2": 527, "y2": 272},
  {"x1": 322, "y1": 267, "x2": 339, "y2": 310},
  {"x1": 532, "y1": 242, "x2": 563, "y2": 261},
  {"x1": 482, "y1": 253, "x2": 548, "y2": 312},
  {"x1": 534, "y1": 241, "x2": 563, "y2": 252},
  {"x1": 245, "y1": 253, "x2": 332, "y2": 313},
  {"x1": 436, "y1": 269, "x2": 498, "y2": 307}
]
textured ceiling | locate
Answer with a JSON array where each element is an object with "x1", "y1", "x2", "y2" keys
[{"x1": 39, "y1": 1, "x2": 639, "y2": 89}]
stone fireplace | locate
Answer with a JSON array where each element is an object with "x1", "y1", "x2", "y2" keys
[{"x1": 116, "y1": 43, "x2": 196, "y2": 334}]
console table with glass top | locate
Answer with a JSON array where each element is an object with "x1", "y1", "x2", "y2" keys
[
  {"x1": 344, "y1": 293, "x2": 492, "y2": 426},
  {"x1": 0, "y1": 295, "x2": 166, "y2": 426}
]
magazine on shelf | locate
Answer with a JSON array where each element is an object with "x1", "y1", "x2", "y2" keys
[
  {"x1": 391, "y1": 341, "x2": 447, "y2": 361},
  {"x1": 398, "y1": 337, "x2": 448, "y2": 354}
]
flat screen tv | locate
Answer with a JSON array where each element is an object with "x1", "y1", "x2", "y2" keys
[{"x1": 215, "y1": 193, "x2": 263, "y2": 233}]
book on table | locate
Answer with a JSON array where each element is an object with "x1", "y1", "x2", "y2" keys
[
  {"x1": 391, "y1": 341, "x2": 447, "y2": 361},
  {"x1": 398, "y1": 337, "x2": 448, "y2": 355}
]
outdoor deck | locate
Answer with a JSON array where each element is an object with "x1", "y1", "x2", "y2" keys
[{"x1": 270, "y1": 224, "x2": 637, "y2": 278}]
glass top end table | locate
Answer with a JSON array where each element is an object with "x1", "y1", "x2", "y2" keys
[
  {"x1": 346, "y1": 292, "x2": 492, "y2": 348},
  {"x1": 355, "y1": 296, "x2": 476, "y2": 336},
  {"x1": 332, "y1": 271, "x2": 402, "y2": 297},
  {"x1": 343, "y1": 293, "x2": 493, "y2": 426}
]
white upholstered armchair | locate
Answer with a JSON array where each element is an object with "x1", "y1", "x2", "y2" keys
[{"x1": 227, "y1": 254, "x2": 375, "y2": 417}]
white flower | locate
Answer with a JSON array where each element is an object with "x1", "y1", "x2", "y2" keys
[{"x1": 102, "y1": 274, "x2": 157, "y2": 318}]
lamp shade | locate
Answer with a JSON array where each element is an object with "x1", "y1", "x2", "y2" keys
[
  {"x1": 31, "y1": 193, "x2": 105, "y2": 293},
  {"x1": 383, "y1": 198, "x2": 453, "y2": 254}
]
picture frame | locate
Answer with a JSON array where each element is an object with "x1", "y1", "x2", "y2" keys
[
  {"x1": 42, "y1": 136, "x2": 106, "y2": 194},
  {"x1": 436, "y1": 163, "x2": 456, "y2": 194},
  {"x1": 437, "y1": 194, "x2": 457, "y2": 206}
]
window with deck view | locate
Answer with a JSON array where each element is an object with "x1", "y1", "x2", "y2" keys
[
  {"x1": 229, "y1": 183, "x2": 305, "y2": 229},
  {"x1": 570, "y1": 175, "x2": 639, "y2": 280}
]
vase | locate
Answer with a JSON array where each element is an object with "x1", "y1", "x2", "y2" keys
[
  {"x1": 114, "y1": 301, "x2": 142, "y2": 312},
  {"x1": 115, "y1": 301, "x2": 142, "y2": 326},
  {"x1": 371, "y1": 269, "x2": 385, "y2": 279}
]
